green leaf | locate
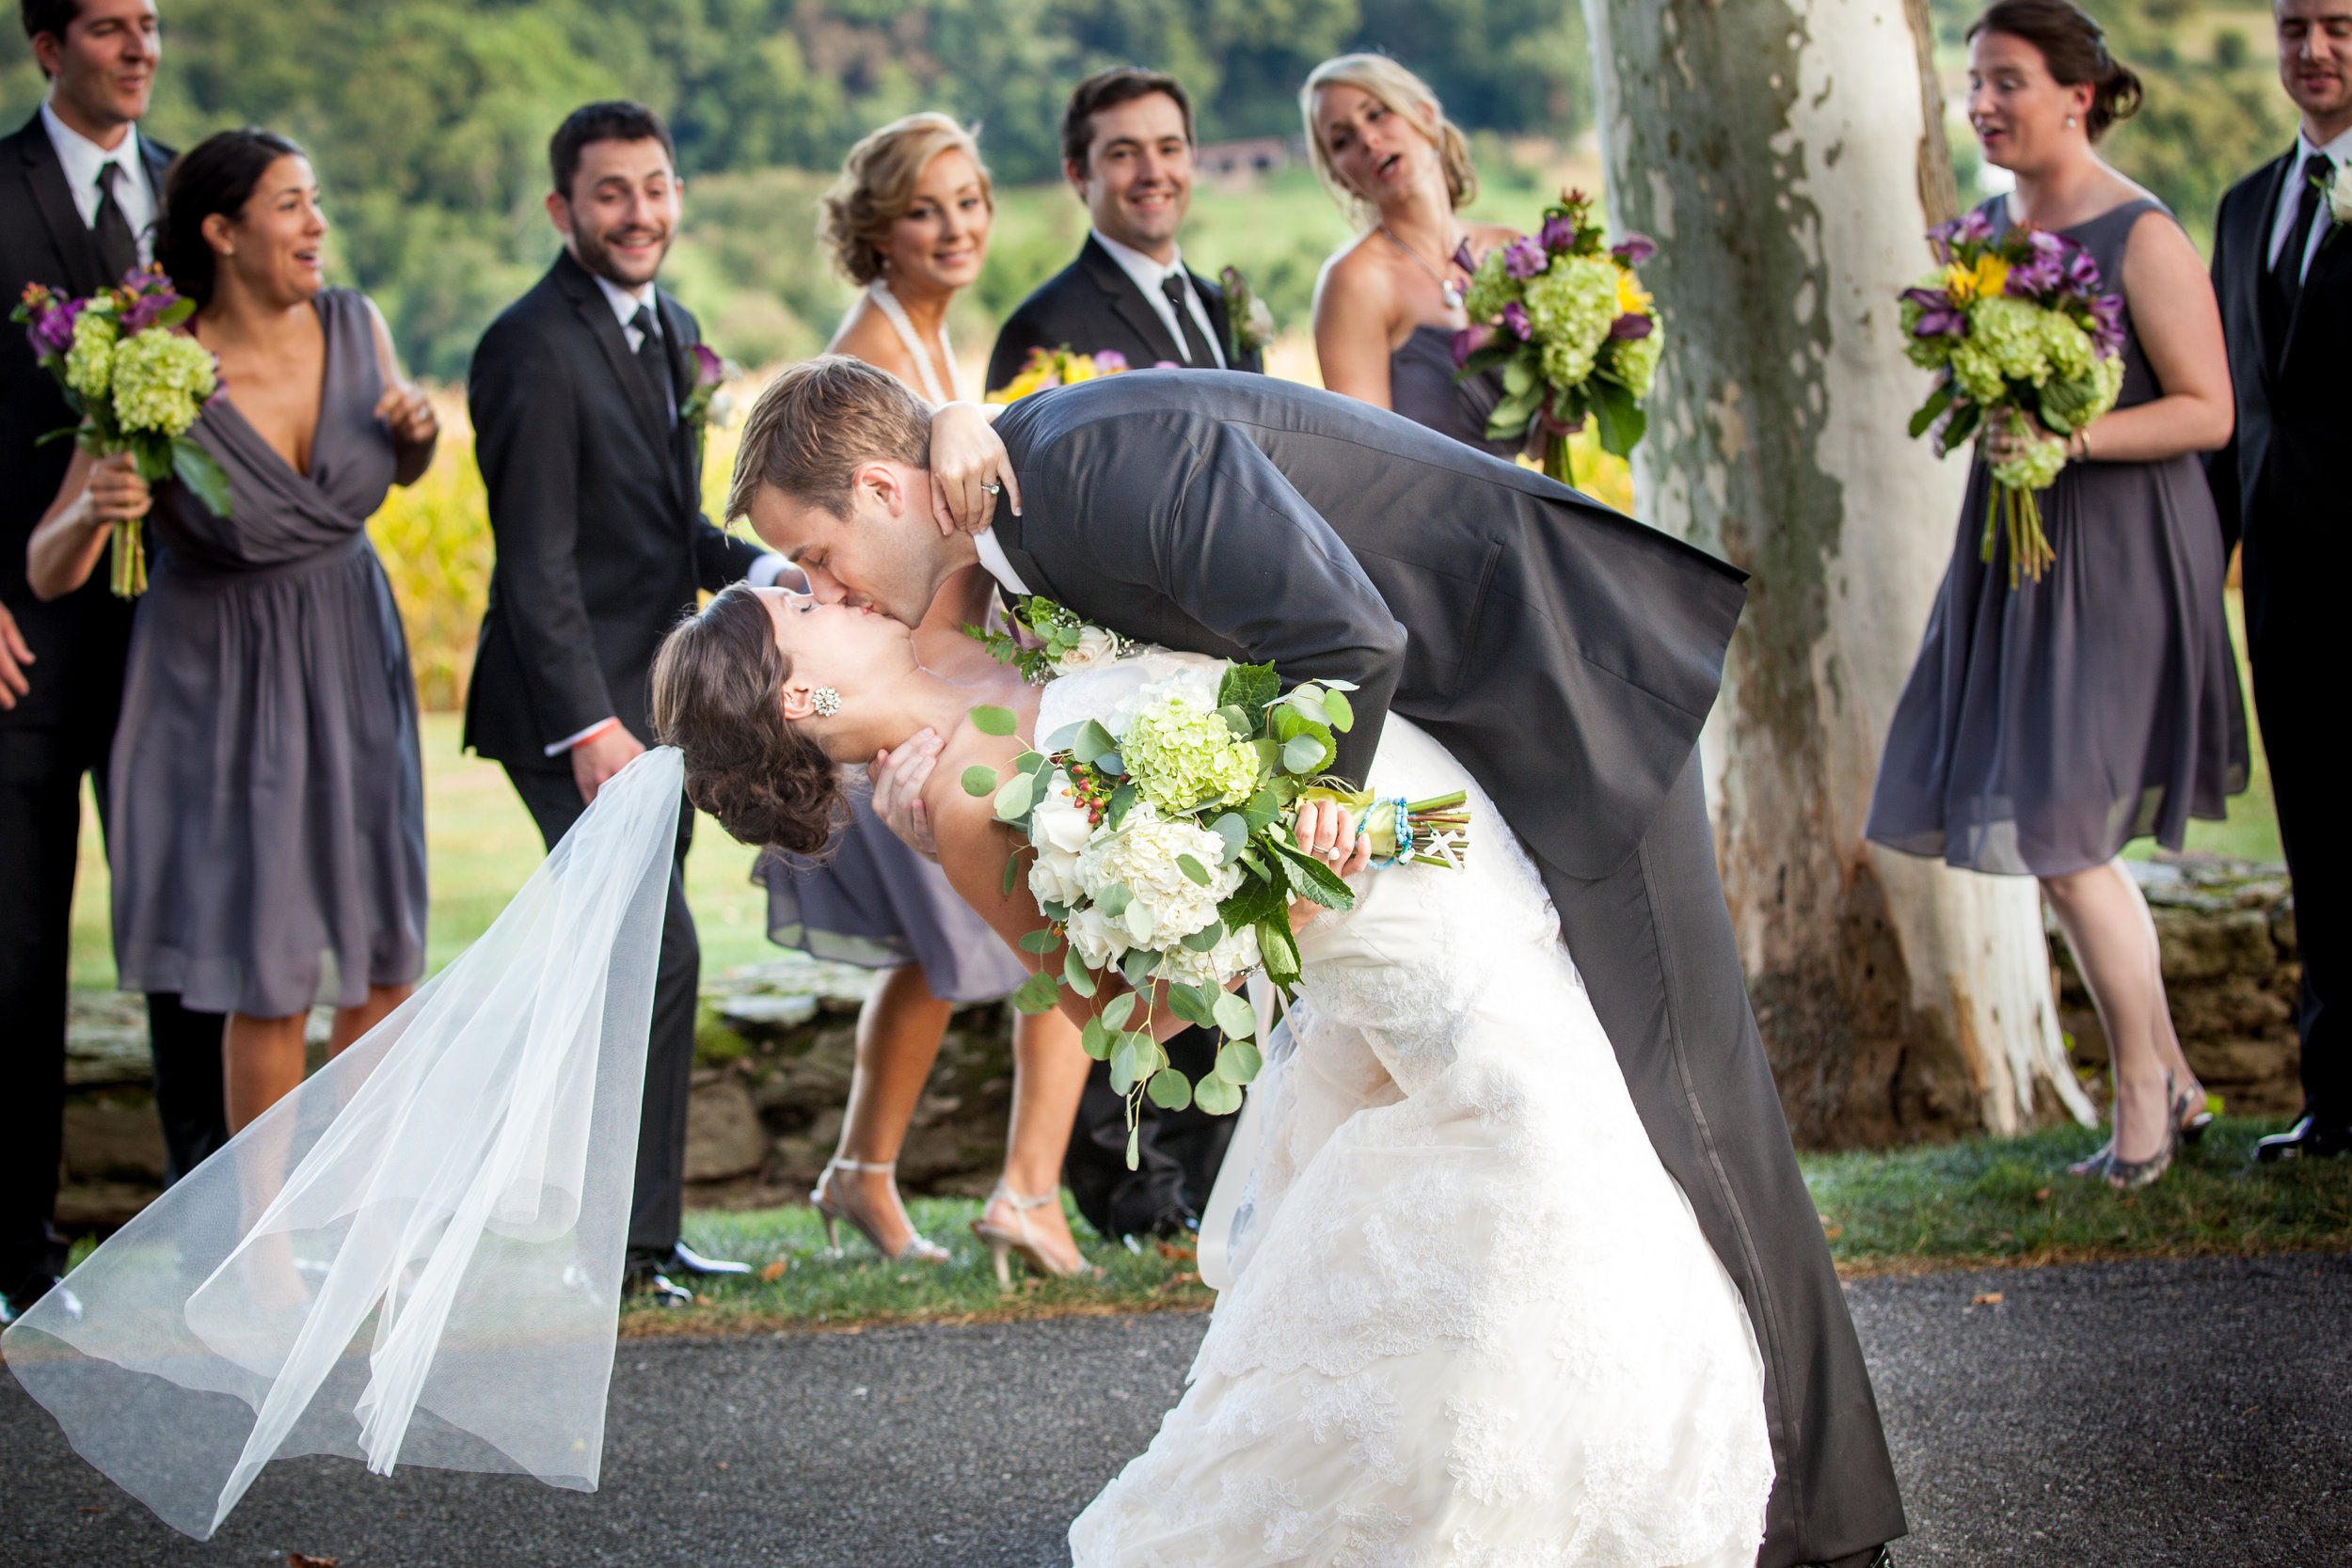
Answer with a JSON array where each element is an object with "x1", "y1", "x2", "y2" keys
[
  {"x1": 1210, "y1": 813, "x2": 1248, "y2": 863},
  {"x1": 1101, "y1": 992, "x2": 1137, "y2": 1031},
  {"x1": 1176, "y1": 853, "x2": 1212, "y2": 887},
  {"x1": 1182, "y1": 920, "x2": 1225, "y2": 952},
  {"x1": 1073, "y1": 719, "x2": 1117, "y2": 766},
  {"x1": 170, "y1": 437, "x2": 233, "y2": 517},
  {"x1": 1486, "y1": 381, "x2": 1544, "y2": 437},
  {"x1": 1244, "y1": 789, "x2": 1281, "y2": 832},
  {"x1": 1217, "y1": 871, "x2": 1289, "y2": 933},
  {"x1": 1213, "y1": 991, "x2": 1257, "y2": 1039},
  {"x1": 993, "y1": 771, "x2": 1036, "y2": 820},
  {"x1": 1589, "y1": 379, "x2": 1647, "y2": 459},
  {"x1": 1109, "y1": 1033, "x2": 1142, "y2": 1095},
  {"x1": 1281, "y1": 734, "x2": 1328, "y2": 775},
  {"x1": 1217, "y1": 661, "x2": 1281, "y2": 715},
  {"x1": 1273, "y1": 839, "x2": 1356, "y2": 910},
  {"x1": 1063, "y1": 947, "x2": 1098, "y2": 996},
  {"x1": 1080, "y1": 1015, "x2": 1114, "y2": 1059},
  {"x1": 1166, "y1": 984, "x2": 1215, "y2": 1028},
  {"x1": 1193, "y1": 1072, "x2": 1244, "y2": 1117},
  {"x1": 1216, "y1": 1039, "x2": 1263, "y2": 1084},
  {"x1": 1107, "y1": 782, "x2": 1137, "y2": 829},
  {"x1": 1145, "y1": 1068, "x2": 1193, "y2": 1111},
  {"x1": 961, "y1": 765, "x2": 999, "y2": 797},
  {"x1": 1257, "y1": 918, "x2": 1300, "y2": 987},
  {"x1": 155, "y1": 297, "x2": 196, "y2": 328},
  {"x1": 1125, "y1": 1123, "x2": 1140, "y2": 1170},
  {"x1": 1011, "y1": 968, "x2": 1061, "y2": 1014},
  {"x1": 1002, "y1": 849, "x2": 1022, "y2": 896},
  {"x1": 1502, "y1": 352, "x2": 1538, "y2": 397},
  {"x1": 1096, "y1": 882, "x2": 1133, "y2": 919},
  {"x1": 1321, "y1": 689, "x2": 1354, "y2": 732},
  {"x1": 1120, "y1": 945, "x2": 1157, "y2": 990},
  {"x1": 969, "y1": 705, "x2": 1017, "y2": 736},
  {"x1": 1018, "y1": 927, "x2": 1057, "y2": 954},
  {"x1": 1907, "y1": 382, "x2": 1954, "y2": 440},
  {"x1": 1217, "y1": 705, "x2": 1255, "y2": 737}
]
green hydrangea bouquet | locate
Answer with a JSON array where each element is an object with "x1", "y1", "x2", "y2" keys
[{"x1": 14, "y1": 267, "x2": 230, "y2": 596}]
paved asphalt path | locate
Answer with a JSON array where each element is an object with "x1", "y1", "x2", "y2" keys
[{"x1": 4, "y1": 1254, "x2": 2346, "y2": 1566}]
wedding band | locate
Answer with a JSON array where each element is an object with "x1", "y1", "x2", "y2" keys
[{"x1": 980, "y1": 481, "x2": 1002, "y2": 496}]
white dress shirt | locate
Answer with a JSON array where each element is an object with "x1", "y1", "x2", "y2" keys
[
  {"x1": 973, "y1": 528, "x2": 1034, "y2": 598},
  {"x1": 547, "y1": 269, "x2": 789, "y2": 755},
  {"x1": 1090, "y1": 229, "x2": 1226, "y2": 369},
  {"x1": 40, "y1": 103, "x2": 156, "y2": 268},
  {"x1": 2268, "y1": 125, "x2": 2352, "y2": 285}
]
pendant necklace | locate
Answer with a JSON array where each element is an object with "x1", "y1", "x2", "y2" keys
[{"x1": 1381, "y1": 224, "x2": 1464, "y2": 310}]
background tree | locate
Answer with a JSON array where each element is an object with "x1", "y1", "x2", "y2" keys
[{"x1": 1580, "y1": 0, "x2": 2095, "y2": 1143}]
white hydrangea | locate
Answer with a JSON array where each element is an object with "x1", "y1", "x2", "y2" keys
[
  {"x1": 1076, "y1": 807, "x2": 1240, "y2": 948},
  {"x1": 1149, "y1": 922, "x2": 1263, "y2": 990}
]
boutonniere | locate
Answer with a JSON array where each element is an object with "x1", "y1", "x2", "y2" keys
[
  {"x1": 1220, "y1": 266, "x2": 1276, "y2": 359},
  {"x1": 2322, "y1": 162, "x2": 2351, "y2": 245},
  {"x1": 680, "y1": 342, "x2": 740, "y2": 456},
  {"x1": 965, "y1": 595, "x2": 1130, "y2": 685}
]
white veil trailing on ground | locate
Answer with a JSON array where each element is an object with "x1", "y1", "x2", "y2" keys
[{"x1": 2, "y1": 748, "x2": 686, "y2": 1540}]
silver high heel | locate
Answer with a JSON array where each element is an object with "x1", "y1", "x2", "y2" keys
[
  {"x1": 2105, "y1": 1070, "x2": 2180, "y2": 1191},
  {"x1": 970, "y1": 1182, "x2": 1097, "y2": 1289},
  {"x1": 809, "y1": 1158, "x2": 949, "y2": 1263}
]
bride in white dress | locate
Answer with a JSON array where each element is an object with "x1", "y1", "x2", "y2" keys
[{"x1": 655, "y1": 588, "x2": 1775, "y2": 1567}]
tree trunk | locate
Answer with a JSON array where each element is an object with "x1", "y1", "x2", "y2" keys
[{"x1": 1580, "y1": 0, "x2": 2094, "y2": 1141}]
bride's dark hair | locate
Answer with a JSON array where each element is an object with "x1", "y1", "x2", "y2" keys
[{"x1": 651, "y1": 584, "x2": 845, "y2": 854}]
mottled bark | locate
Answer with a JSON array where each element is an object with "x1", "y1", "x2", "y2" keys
[{"x1": 1581, "y1": 0, "x2": 2093, "y2": 1140}]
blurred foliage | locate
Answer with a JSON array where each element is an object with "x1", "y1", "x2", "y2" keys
[
  {"x1": 367, "y1": 389, "x2": 487, "y2": 712},
  {"x1": 0, "y1": 0, "x2": 1587, "y2": 378},
  {"x1": 1933, "y1": 0, "x2": 2298, "y2": 252}
]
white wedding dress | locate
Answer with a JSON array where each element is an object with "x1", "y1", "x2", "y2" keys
[{"x1": 1055, "y1": 653, "x2": 1774, "y2": 1568}]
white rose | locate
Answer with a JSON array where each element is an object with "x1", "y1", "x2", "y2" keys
[
  {"x1": 1029, "y1": 845, "x2": 1086, "y2": 909},
  {"x1": 1030, "y1": 772, "x2": 1097, "y2": 855},
  {"x1": 1058, "y1": 625, "x2": 1119, "y2": 672},
  {"x1": 1066, "y1": 905, "x2": 1130, "y2": 969},
  {"x1": 2330, "y1": 166, "x2": 2352, "y2": 228}
]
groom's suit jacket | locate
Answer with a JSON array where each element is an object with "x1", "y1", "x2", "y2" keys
[
  {"x1": 987, "y1": 370, "x2": 1746, "y2": 883},
  {"x1": 465, "y1": 248, "x2": 765, "y2": 768},
  {"x1": 984, "y1": 235, "x2": 1264, "y2": 396}
]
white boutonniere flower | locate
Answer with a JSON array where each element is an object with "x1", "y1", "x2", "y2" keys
[
  {"x1": 2326, "y1": 162, "x2": 2352, "y2": 234},
  {"x1": 1058, "y1": 625, "x2": 1119, "y2": 673}
]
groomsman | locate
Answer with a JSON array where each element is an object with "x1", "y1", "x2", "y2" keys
[
  {"x1": 2209, "y1": 0, "x2": 2352, "y2": 1162},
  {"x1": 467, "y1": 101, "x2": 783, "y2": 1296},
  {"x1": 0, "y1": 0, "x2": 226, "y2": 1323},
  {"x1": 984, "y1": 68, "x2": 1266, "y2": 392},
  {"x1": 985, "y1": 69, "x2": 1263, "y2": 1240}
]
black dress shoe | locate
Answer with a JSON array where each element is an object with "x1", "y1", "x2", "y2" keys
[
  {"x1": 1804, "y1": 1546, "x2": 1893, "y2": 1568},
  {"x1": 2254, "y1": 1117, "x2": 2352, "y2": 1163}
]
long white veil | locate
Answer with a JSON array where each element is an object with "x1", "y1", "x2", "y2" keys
[{"x1": 2, "y1": 747, "x2": 686, "y2": 1540}]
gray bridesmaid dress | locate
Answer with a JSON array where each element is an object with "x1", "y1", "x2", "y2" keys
[
  {"x1": 109, "y1": 289, "x2": 427, "y2": 1018},
  {"x1": 1387, "y1": 324, "x2": 1519, "y2": 460},
  {"x1": 1867, "y1": 197, "x2": 2249, "y2": 876}
]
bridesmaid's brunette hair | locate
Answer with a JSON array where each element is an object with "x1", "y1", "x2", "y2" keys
[
  {"x1": 652, "y1": 584, "x2": 845, "y2": 854},
  {"x1": 156, "y1": 128, "x2": 307, "y2": 305},
  {"x1": 1967, "y1": 0, "x2": 2144, "y2": 140},
  {"x1": 822, "y1": 112, "x2": 994, "y2": 284}
]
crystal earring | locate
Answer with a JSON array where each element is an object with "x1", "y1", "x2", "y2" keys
[{"x1": 811, "y1": 688, "x2": 842, "y2": 718}]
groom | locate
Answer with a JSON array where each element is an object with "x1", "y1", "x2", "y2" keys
[{"x1": 733, "y1": 358, "x2": 1904, "y2": 1568}]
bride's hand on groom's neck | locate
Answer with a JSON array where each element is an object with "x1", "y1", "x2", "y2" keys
[
  {"x1": 870, "y1": 729, "x2": 944, "y2": 861},
  {"x1": 927, "y1": 401, "x2": 1020, "y2": 536}
]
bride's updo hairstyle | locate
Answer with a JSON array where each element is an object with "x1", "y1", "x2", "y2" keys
[
  {"x1": 1967, "y1": 0, "x2": 2143, "y2": 141},
  {"x1": 1299, "y1": 55, "x2": 1477, "y2": 222},
  {"x1": 821, "y1": 113, "x2": 993, "y2": 284},
  {"x1": 652, "y1": 584, "x2": 844, "y2": 854}
]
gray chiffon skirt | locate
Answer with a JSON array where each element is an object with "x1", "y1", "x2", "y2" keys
[
  {"x1": 1867, "y1": 451, "x2": 2249, "y2": 877},
  {"x1": 753, "y1": 776, "x2": 1026, "y2": 1002}
]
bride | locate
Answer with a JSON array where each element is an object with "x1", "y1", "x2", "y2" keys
[{"x1": 653, "y1": 584, "x2": 1775, "y2": 1566}]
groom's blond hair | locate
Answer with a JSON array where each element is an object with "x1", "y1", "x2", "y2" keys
[{"x1": 727, "y1": 356, "x2": 933, "y2": 522}]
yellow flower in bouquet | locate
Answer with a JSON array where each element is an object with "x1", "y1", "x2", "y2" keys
[{"x1": 988, "y1": 345, "x2": 1132, "y2": 404}]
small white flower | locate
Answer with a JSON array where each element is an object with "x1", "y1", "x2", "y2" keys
[
  {"x1": 2328, "y1": 165, "x2": 2352, "y2": 228},
  {"x1": 1029, "y1": 845, "x2": 1086, "y2": 910},
  {"x1": 1058, "y1": 625, "x2": 1119, "y2": 672},
  {"x1": 1030, "y1": 772, "x2": 1096, "y2": 855}
]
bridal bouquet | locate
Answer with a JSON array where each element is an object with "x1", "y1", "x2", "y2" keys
[
  {"x1": 14, "y1": 267, "x2": 229, "y2": 596},
  {"x1": 1454, "y1": 188, "x2": 1661, "y2": 485},
  {"x1": 988, "y1": 344, "x2": 1130, "y2": 404},
  {"x1": 960, "y1": 650, "x2": 1469, "y2": 1154},
  {"x1": 1899, "y1": 209, "x2": 2126, "y2": 586}
]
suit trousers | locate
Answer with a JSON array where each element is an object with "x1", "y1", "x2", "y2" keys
[
  {"x1": 1063, "y1": 1023, "x2": 1233, "y2": 1239},
  {"x1": 1539, "y1": 751, "x2": 1905, "y2": 1567},
  {"x1": 506, "y1": 764, "x2": 698, "y2": 1256},
  {"x1": 1, "y1": 723, "x2": 227, "y2": 1293},
  {"x1": 2248, "y1": 629, "x2": 2344, "y2": 1129}
]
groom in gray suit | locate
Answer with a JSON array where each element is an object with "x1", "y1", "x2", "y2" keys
[{"x1": 735, "y1": 357, "x2": 1903, "y2": 1568}]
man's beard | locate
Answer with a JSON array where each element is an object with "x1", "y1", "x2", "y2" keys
[{"x1": 573, "y1": 223, "x2": 671, "y2": 288}]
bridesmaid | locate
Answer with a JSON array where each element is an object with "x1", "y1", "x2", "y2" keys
[
  {"x1": 27, "y1": 128, "x2": 437, "y2": 1132},
  {"x1": 758, "y1": 113, "x2": 1093, "y2": 1279},
  {"x1": 1300, "y1": 55, "x2": 1522, "y2": 454},
  {"x1": 1867, "y1": 0, "x2": 2247, "y2": 1187}
]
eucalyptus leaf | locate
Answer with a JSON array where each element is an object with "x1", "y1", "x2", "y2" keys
[
  {"x1": 1193, "y1": 1072, "x2": 1244, "y2": 1117},
  {"x1": 1125, "y1": 1124, "x2": 1140, "y2": 1170},
  {"x1": 1182, "y1": 920, "x2": 1225, "y2": 953},
  {"x1": 1010, "y1": 968, "x2": 1060, "y2": 1015},
  {"x1": 1210, "y1": 813, "x2": 1248, "y2": 863},
  {"x1": 1018, "y1": 927, "x2": 1057, "y2": 954},
  {"x1": 1212, "y1": 991, "x2": 1257, "y2": 1039},
  {"x1": 1109, "y1": 1035, "x2": 1141, "y2": 1096},
  {"x1": 1216, "y1": 1039, "x2": 1263, "y2": 1084},
  {"x1": 1073, "y1": 719, "x2": 1117, "y2": 766},
  {"x1": 1101, "y1": 992, "x2": 1137, "y2": 1031},
  {"x1": 1145, "y1": 1068, "x2": 1193, "y2": 1111},
  {"x1": 1281, "y1": 734, "x2": 1327, "y2": 775},
  {"x1": 1063, "y1": 947, "x2": 1098, "y2": 996},
  {"x1": 993, "y1": 771, "x2": 1035, "y2": 820},
  {"x1": 969, "y1": 705, "x2": 1017, "y2": 736},
  {"x1": 961, "y1": 765, "x2": 999, "y2": 797},
  {"x1": 1097, "y1": 883, "x2": 1133, "y2": 919},
  {"x1": 1121, "y1": 945, "x2": 1157, "y2": 990},
  {"x1": 1081, "y1": 1015, "x2": 1114, "y2": 1060},
  {"x1": 1107, "y1": 782, "x2": 1137, "y2": 828},
  {"x1": 1321, "y1": 689, "x2": 1354, "y2": 732},
  {"x1": 1176, "y1": 853, "x2": 1211, "y2": 887}
]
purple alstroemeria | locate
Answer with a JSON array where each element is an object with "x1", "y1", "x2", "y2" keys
[
  {"x1": 1149, "y1": 358, "x2": 1176, "y2": 370},
  {"x1": 24, "y1": 291, "x2": 81, "y2": 358},
  {"x1": 1451, "y1": 324, "x2": 1493, "y2": 368},
  {"x1": 1610, "y1": 233, "x2": 1658, "y2": 267},
  {"x1": 1901, "y1": 286, "x2": 1967, "y2": 338},
  {"x1": 1502, "y1": 300, "x2": 1534, "y2": 341},
  {"x1": 2088, "y1": 293, "x2": 2126, "y2": 357},
  {"x1": 1954, "y1": 207, "x2": 1996, "y2": 245},
  {"x1": 690, "y1": 341, "x2": 724, "y2": 388},
  {"x1": 1502, "y1": 237, "x2": 1549, "y2": 280},
  {"x1": 117, "y1": 270, "x2": 183, "y2": 334},
  {"x1": 1538, "y1": 211, "x2": 1580, "y2": 254},
  {"x1": 1096, "y1": 350, "x2": 1131, "y2": 372},
  {"x1": 2063, "y1": 245, "x2": 2105, "y2": 296},
  {"x1": 1608, "y1": 313, "x2": 1653, "y2": 341},
  {"x1": 1927, "y1": 214, "x2": 1963, "y2": 264}
]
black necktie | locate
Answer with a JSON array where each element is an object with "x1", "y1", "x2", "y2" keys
[
  {"x1": 629, "y1": 304, "x2": 675, "y2": 425},
  {"x1": 2263, "y1": 150, "x2": 2333, "y2": 363},
  {"x1": 93, "y1": 161, "x2": 138, "y2": 284},
  {"x1": 1161, "y1": 272, "x2": 1217, "y2": 368}
]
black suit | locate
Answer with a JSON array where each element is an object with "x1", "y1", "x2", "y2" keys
[
  {"x1": 0, "y1": 115, "x2": 225, "y2": 1294},
  {"x1": 466, "y1": 248, "x2": 765, "y2": 1254},
  {"x1": 2210, "y1": 149, "x2": 2351, "y2": 1131},
  {"x1": 989, "y1": 236, "x2": 1263, "y2": 1236},
  {"x1": 985, "y1": 235, "x2": 1263, "y2": 395},
  {"x1": 990, "y1": 371, "x2": 1904, "y2": 1564}
]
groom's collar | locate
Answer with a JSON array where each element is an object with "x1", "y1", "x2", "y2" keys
[{"x1": 971, "y1": 527, "x2": 1033, "y2": 598}]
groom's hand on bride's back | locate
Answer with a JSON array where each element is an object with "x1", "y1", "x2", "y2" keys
[{"x1": 870, "y1": 729, "x2": 944, "y2": 860}]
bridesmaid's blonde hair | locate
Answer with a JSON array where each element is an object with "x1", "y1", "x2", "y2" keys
[
  {"x1": 821, "y1": 112, "x2": 993, "y2": 285},
  {"x1": 1299, "y1": 55, "x2": 1478, "y2": 224}
]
